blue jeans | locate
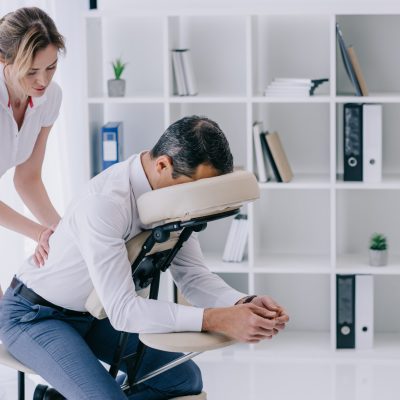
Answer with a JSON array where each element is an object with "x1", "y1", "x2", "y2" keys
[{"x1": 0, "y1": 282, "x2": 203, "y2": 399}]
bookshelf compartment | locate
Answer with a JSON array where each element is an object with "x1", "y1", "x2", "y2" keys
[
  {"x1": 104, "y1": 103, "x2": 164, "y2": 159},
  {"x1": 253, "y1": 103, "x2": 331, "y2": 179},
  {"x1": 252, "y1": 15, "x2": 331, "y2": 97},
  {"x1": 253, "y1": 190, "x2": 331, "y2": 270},
  {"x1": 101, "y1": 16, "x2": 165, "y2": 97},
  {"x1": 215, "y1": 273, "x2": 249, "y2": 294},
  {"x1": 170, "y1": 103, "x2": 247, "y2": 169},
  {"x1": 374, "y1": 275, "x2": 400, "y2": 335},
  {"x1": 336, "y1": 190, "x2": 400, "y2": 268},
  {"x1": 336, "y1": 103, "x2": 400, "y2": 183},
  {"x1": 168, "y1": 16, "x2": 247, "y2": 97},
  {"x1": 254, "y1": 273, "x2": 331, "y2": 332},
  {"x1": 336, "y1": 15, "x2": 400, "y2": 96}
]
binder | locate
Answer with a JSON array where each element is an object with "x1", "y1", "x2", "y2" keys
[
  {"x1": 336, "y1": 275, "x2": 355, "y2": 349},
  {"x1": 101, "y1": 122, "x2": 123, "y2": 171},
  {"x1": 343, "y1": 103, "x2": 363, "y2": 181},
  {"x1": 355, "y1": 275, "x2": 374, "y2": 349},
  {"x1": 362, "y1": 104, "x2": 382, "y2": 183}
]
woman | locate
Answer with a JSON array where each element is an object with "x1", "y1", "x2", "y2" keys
[{"x1": 0, "y1": 7, "x2": 65, "y2": 295}]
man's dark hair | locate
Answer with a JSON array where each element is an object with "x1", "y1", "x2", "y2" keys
[{"x1": 150, "y1": 115, "x2": 233, "y2": 178}]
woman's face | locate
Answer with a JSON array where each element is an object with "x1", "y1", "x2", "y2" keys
[{"x1": 21, "y1": 44, "x2": 58, "y2": 97}]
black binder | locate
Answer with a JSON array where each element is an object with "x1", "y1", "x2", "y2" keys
[
  {"x1": 336, "y1": 275, "x2": 355, "y2": 349},
  {"x1": 343, "y1": 103, "x2": 363, "y2": 181}
]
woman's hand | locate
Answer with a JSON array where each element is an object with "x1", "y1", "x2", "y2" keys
[{"x1": 33, "y1": 224, "x2": 57, "y2": 267}]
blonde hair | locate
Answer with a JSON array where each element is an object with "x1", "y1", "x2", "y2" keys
[{"x1": 0, "y1": 7, "x2": 65, "y2": 84}]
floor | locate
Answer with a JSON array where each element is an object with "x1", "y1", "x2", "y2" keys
[{"x1": 1, "y1": 347, "x2": 400, "y2": 400}]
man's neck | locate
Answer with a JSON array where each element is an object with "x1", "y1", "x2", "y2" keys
[{"x1": 140, "y1": 151, "x2": 156, "y2": 190}]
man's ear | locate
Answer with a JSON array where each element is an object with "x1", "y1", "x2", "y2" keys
[{"x1": 155, "y1": 155, "x2": 173, "y2": 174}]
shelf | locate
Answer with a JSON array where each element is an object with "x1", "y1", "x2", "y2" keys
[
  {"x1": 169, "y1": 95, "x2": 246, "y2": 103},
  {"x1": 336, "y1": 254, "x2": 400, "y2": 275},
  {"x1": 335, "y1": 93, "x2": 400, "y2": 103},
  {"x1": 87, "y1": 96, "x2": 165, "y2": 104},
  {"x1": 203, "y1": 253, "x2": 250, "y2": 273},
  {"x1": 259, "y1": 174, "x2": 330, "y2": 189},
  {"x1": 252, "y1": 331, "x2": 332, "y2": 358},
  {"x1": 336, "y1": 174, "x2": 400, "y2": 190},
  {"x1": 253, "y1": 95, "x2": 330, "y2": 103},
  {"x1": 254, "y1": 254, "x2": 331, "y2": 273}
]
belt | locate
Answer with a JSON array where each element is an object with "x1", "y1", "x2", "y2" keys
[{"x1": 11, "y1": 277, "x2": 90, "y2": 317}]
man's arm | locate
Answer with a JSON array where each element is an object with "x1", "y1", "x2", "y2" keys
[{"x1": 68, "y1": 195, "x2": 204, "y2": 334}]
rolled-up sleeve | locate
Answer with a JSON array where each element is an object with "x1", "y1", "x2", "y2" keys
[{"x1": 171, "y1": 233, "x2": 247, "y2": 308}]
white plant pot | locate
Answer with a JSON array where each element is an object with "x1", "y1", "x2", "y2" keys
[
  {"x1": 369, "y1": 249, "x2": 388, "y2": 266},
  {"x1": 107, "y1": 79, "x2": 126, "y2": 97}
]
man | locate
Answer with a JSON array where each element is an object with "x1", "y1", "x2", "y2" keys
[{"x1": 0, "y1": 116, "x2": 289, "y2": 399}]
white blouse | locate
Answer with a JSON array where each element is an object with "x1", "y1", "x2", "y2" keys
[{"x1": 0, "y1": 64, "x2": 62, "y2": 177}]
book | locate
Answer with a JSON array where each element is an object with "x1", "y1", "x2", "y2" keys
[
  {"x1": 336, "y1": 23, "x2": 362, "y2": 96},
  {"x1": 253, "y1": 121, "x2": 268, "y2": 183},
  {"x1": 264, "y1": 78, "x2": 329, "y2": 97},
  {"x1": 264, "y1": 132, "x2": 293, "y2": 183},
  {"x1": 222, "y1": 214, "x2": 248, "y2": 262},
  {"x1": 347, "y1": 46, "x2": 369, "y2": 96},
  {"x1": 172, "y1": 50, "x2": 187, "y2": 95},
  {"x1": 180, "y1": 49, "x2": 198, "y2": 96},
  {"x1": 260, "y1": 132, "x2": 280, "y2": 182},
  {"x1": 101, "y1": 122, "x2": 123, "y2": 171}
]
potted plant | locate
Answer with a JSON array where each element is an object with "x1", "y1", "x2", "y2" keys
[
  {"x1": 369, "y1": 233, "x2": 388, "y2": 266},
  {"x1": 108, "y1": 57, "x2": 127, "y2": 97}
]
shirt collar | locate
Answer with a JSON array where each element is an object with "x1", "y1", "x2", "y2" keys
[
  {"x1": 0, "y1": 63, "x2": 47, "y2": 110},
  {"x1": 130, "y1": 152, "x2": 152, "y2": 202}
]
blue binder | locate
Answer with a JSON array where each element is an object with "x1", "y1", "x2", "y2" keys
[{"x1": 101, "y1": 122, "x2": 123, "y2": 170}]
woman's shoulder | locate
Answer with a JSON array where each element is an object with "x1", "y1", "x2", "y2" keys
[{"x1": 46, "y1": 81, "x2": 62, "y2": 100}]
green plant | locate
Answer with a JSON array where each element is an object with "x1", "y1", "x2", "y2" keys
[
  {"x1": 111, "y1": 57, "x2": 126, "y2": 80},
  {"x1": 369, "y1": 233, "x2": 387, "y2": 251}
]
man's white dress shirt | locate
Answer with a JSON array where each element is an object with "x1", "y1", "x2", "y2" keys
[
  {"x1": 0, "y1": 63, "x2": 62, "y2": 177},
  {"x1": 18, "y1": 154, "x2": 246, "y2": 333}
]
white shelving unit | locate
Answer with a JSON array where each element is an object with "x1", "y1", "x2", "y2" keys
[{"x1": 84, "y1": 7, "x2": 400, "y2": 359}]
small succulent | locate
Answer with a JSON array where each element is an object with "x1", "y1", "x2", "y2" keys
[
  {"x1": 369, "y1": 233, "x2": 387, "y2": 251},
  {"x1": 111, "y1": 57, "x2": 127, "y2": 80}
]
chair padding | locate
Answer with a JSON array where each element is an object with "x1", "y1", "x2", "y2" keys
[
  {"x1": 139, "y1": 332, "x2": 236, "y2": 353},
  {"x1": 137, "y1": 170, "x2": 259, "y2": 225},
  {"x1": 0, "y1": 343, "x2": 35, "y2": 374}
]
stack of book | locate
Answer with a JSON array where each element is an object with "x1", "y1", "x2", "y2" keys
[
  {"x1": 253, "y1": 121, "x2": 293, "y2": 183},
  {"x1": 222, "y1": 214, "x2": 248, "y2": 263},
  {"x1": 336, "y1": 23, "x2": 368, "y2": 96},
  {"x1": 171, "y1": 49, "x2": 198, "y2": 96},
  {"x1": 264, "y1": 78, "x2": 329, "y2": 97}
]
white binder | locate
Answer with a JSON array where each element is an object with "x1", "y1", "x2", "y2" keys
[
  {"x1": 355, "y1": 274, "x2": 374, "y2": 349},
  {"x1": 363, "y1": 104, "x2": 382, "y2": 183}
]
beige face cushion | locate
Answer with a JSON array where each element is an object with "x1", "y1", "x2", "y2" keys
[
  {"x1": 85, "y1": 170, "x2": 259, "y2": 319},
  {"x1": 137, "y1": 170, "x2": 260, "y2": 226}
]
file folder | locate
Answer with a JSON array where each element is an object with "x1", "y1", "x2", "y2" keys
[
  {"x1": 336, "y1": 275, "x2": 355, "y2": 349},
  {"x1": 355, "y1": 275, "x2": 374, "y2": 349},
  {"x1": 101, "y1": 122, "x2": 123, "y2": 171},
  {"x1": 362, "y1": 104, "x2": 382, "y2": 183}
]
